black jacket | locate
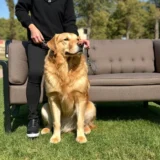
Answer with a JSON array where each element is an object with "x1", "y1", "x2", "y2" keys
[{"x1": 15, "y1": 0, "x2": 78, "y2": 41}]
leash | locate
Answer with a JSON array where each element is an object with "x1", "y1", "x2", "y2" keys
[
  {"x1": 86, "y1": 49, "x2": 96, "y2": 75},
  {"x1": 41, "y1": 40, "x2": 56, "y2": 57},
  {"x1": 41, "y1": 40, "x2": 49, "y2": 50}
]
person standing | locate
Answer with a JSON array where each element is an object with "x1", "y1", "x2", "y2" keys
[{"x1": 15, "y1": 0, "x2": 90, "y2": 138}]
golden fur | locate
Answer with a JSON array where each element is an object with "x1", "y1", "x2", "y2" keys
[{"x1": 41, "y1": 33, "x2": 96, "y2": 144}]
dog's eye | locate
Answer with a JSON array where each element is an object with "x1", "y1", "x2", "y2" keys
[{"x1": 64, "y1": 38, "x2": 69, "y2": 41}]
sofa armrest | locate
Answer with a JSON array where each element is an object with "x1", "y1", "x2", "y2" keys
[
  {"x1": 0, "y1": 60, "x2": 12, "y2": 132},
  {"x1": 0, "y1": 60, "x2": 10, "y2": 104},
  {"x1": 8, "y1": 41, "x2": 28, "y2": 84},
  {"x1": 153, "y1": 40, "x2": 160, "y2": 72}
]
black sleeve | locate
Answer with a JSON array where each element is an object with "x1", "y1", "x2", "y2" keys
[
  {"x1": 63, "y1": 0, "x2": 79, "y2": 36},
  {"x1": 15, "y1": 0, "x2": 32, "y2": 28}
]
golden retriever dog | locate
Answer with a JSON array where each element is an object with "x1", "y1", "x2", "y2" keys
[{"x1": 41, "y1": 33, "x2": 96, "y2": 144}]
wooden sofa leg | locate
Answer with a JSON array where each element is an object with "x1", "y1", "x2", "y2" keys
[{"x1": 143, "y1": 101, "x2": 148, "y2": 108}]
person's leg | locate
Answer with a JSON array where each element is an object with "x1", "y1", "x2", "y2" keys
[{"x1": 26, "y1": 42, "x2": 47, "y2": 138}]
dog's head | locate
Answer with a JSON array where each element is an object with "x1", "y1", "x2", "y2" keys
[{"x1": 47, "y1": 33, "x2": 83, "y2": 57}]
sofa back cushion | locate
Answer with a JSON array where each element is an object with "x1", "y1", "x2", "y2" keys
[
  {"x1": 8, "y1": 41, "x2": 28, "y2": 84},
  {"x1": 88, "y1": 39, "x2": 155, "y2": 74}
]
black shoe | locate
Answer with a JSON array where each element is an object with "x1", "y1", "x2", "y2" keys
[{"x1": 27, "y1": 119, "x2": 40, "y2": 138}]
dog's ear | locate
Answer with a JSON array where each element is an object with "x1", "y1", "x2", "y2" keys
[{"x1": 47, "y1": 34, "x2": 59, "y2": 52}]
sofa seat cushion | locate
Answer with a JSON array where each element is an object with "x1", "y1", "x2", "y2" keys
[
  {"x1": 89, "y1": 73, "x2": 160, "y2": 86},
  {"x1": 9, "y1": 80, "x2": 47, "y2": 104}
]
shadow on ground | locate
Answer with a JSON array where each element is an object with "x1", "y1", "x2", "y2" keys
[
  {"x1": 96, "y1": 102, "x2": 160, "y2": 124},
  {"x1": 11, "y1": 102, "x2": 160, "y2": 132}
]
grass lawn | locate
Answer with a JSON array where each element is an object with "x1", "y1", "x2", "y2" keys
[{"x1": 1, "y1": 79, "x2": 160, "y2": 160}]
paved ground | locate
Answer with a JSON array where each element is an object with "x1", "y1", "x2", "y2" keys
[{"x1": 0, "y1": 69, "x2": 3, "y2": 78}]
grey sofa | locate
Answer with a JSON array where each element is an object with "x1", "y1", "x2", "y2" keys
[
  {"x1": 1, "y1": 39, "x2": 160, "y2": 132},
  {"x1": 88, "y1": 39, "x2": 160, "y2": 102}
]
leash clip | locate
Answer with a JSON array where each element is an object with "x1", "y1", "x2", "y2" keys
[{"x1": 41, "y1": 40, "x2": 49, "y2": 50}]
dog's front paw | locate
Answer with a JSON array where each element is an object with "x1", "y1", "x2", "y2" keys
[
  {"x1": 41, "y1": 128, "x2": 51, "y2": 135},
  {"x1": 50, "y1": 135, "x2": 61, "y2": 144},
  {"x1": 76, "y1": 136, "x2": 87, "y2": 144}
]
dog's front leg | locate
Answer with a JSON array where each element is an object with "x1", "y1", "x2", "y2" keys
[
  {"x1": 76, "y1": 101, "x2": 87, "y2": 143},
  {"x1": 49, "y1": 97, "x2": 61, "y2": 144}
]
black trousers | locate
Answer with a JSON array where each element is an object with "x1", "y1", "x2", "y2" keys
[{"x1": 26, "y1": 42, "x2": 48, "y2": 120}]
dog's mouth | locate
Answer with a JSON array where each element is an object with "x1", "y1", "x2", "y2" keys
[{"x1": 65, "y1": 49, "x2": 83, "y2": 56}]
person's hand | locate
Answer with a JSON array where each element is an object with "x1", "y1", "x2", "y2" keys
[
  {"x1": 28, "y1": 24, "x2": 44, "y2": 44},
  {"x1": 79, "y1": 39, "x2": 90, "y2": 49}
]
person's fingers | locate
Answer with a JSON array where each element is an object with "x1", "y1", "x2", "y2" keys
[
  {"x1": 31, "y1": 31, "x2": 44, "y2": 44},
  {"x1": 40, "y1": 33, "x2": 44, "y2": 41},
  {"x1": 86, "y1": 40, "x2": 90, "y2": 49},
  {"x1": 80, "y1": 40, "x2": 89, "y2": 44},
  {"x1": 81, "y1": 40, "x2": 90, "y2": 49},
  {"x1": 31, "y1": 34, "x2": 38, "y2": 43},
  {"x1": 37, "y1": 35, "x2": 43, "y2": 43},
  {"x1": 78, "y1": 40, "x2": 85, "y2": 45},
  {"x1": 29, "y1": 24, "x2": 45, "y2": 44},
  {"x1": 34, "y1": 37, "x2": 39, "y2": 44},
  {"x1": 32, "y1": 34, "x2": 43, "y2": 44}
]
